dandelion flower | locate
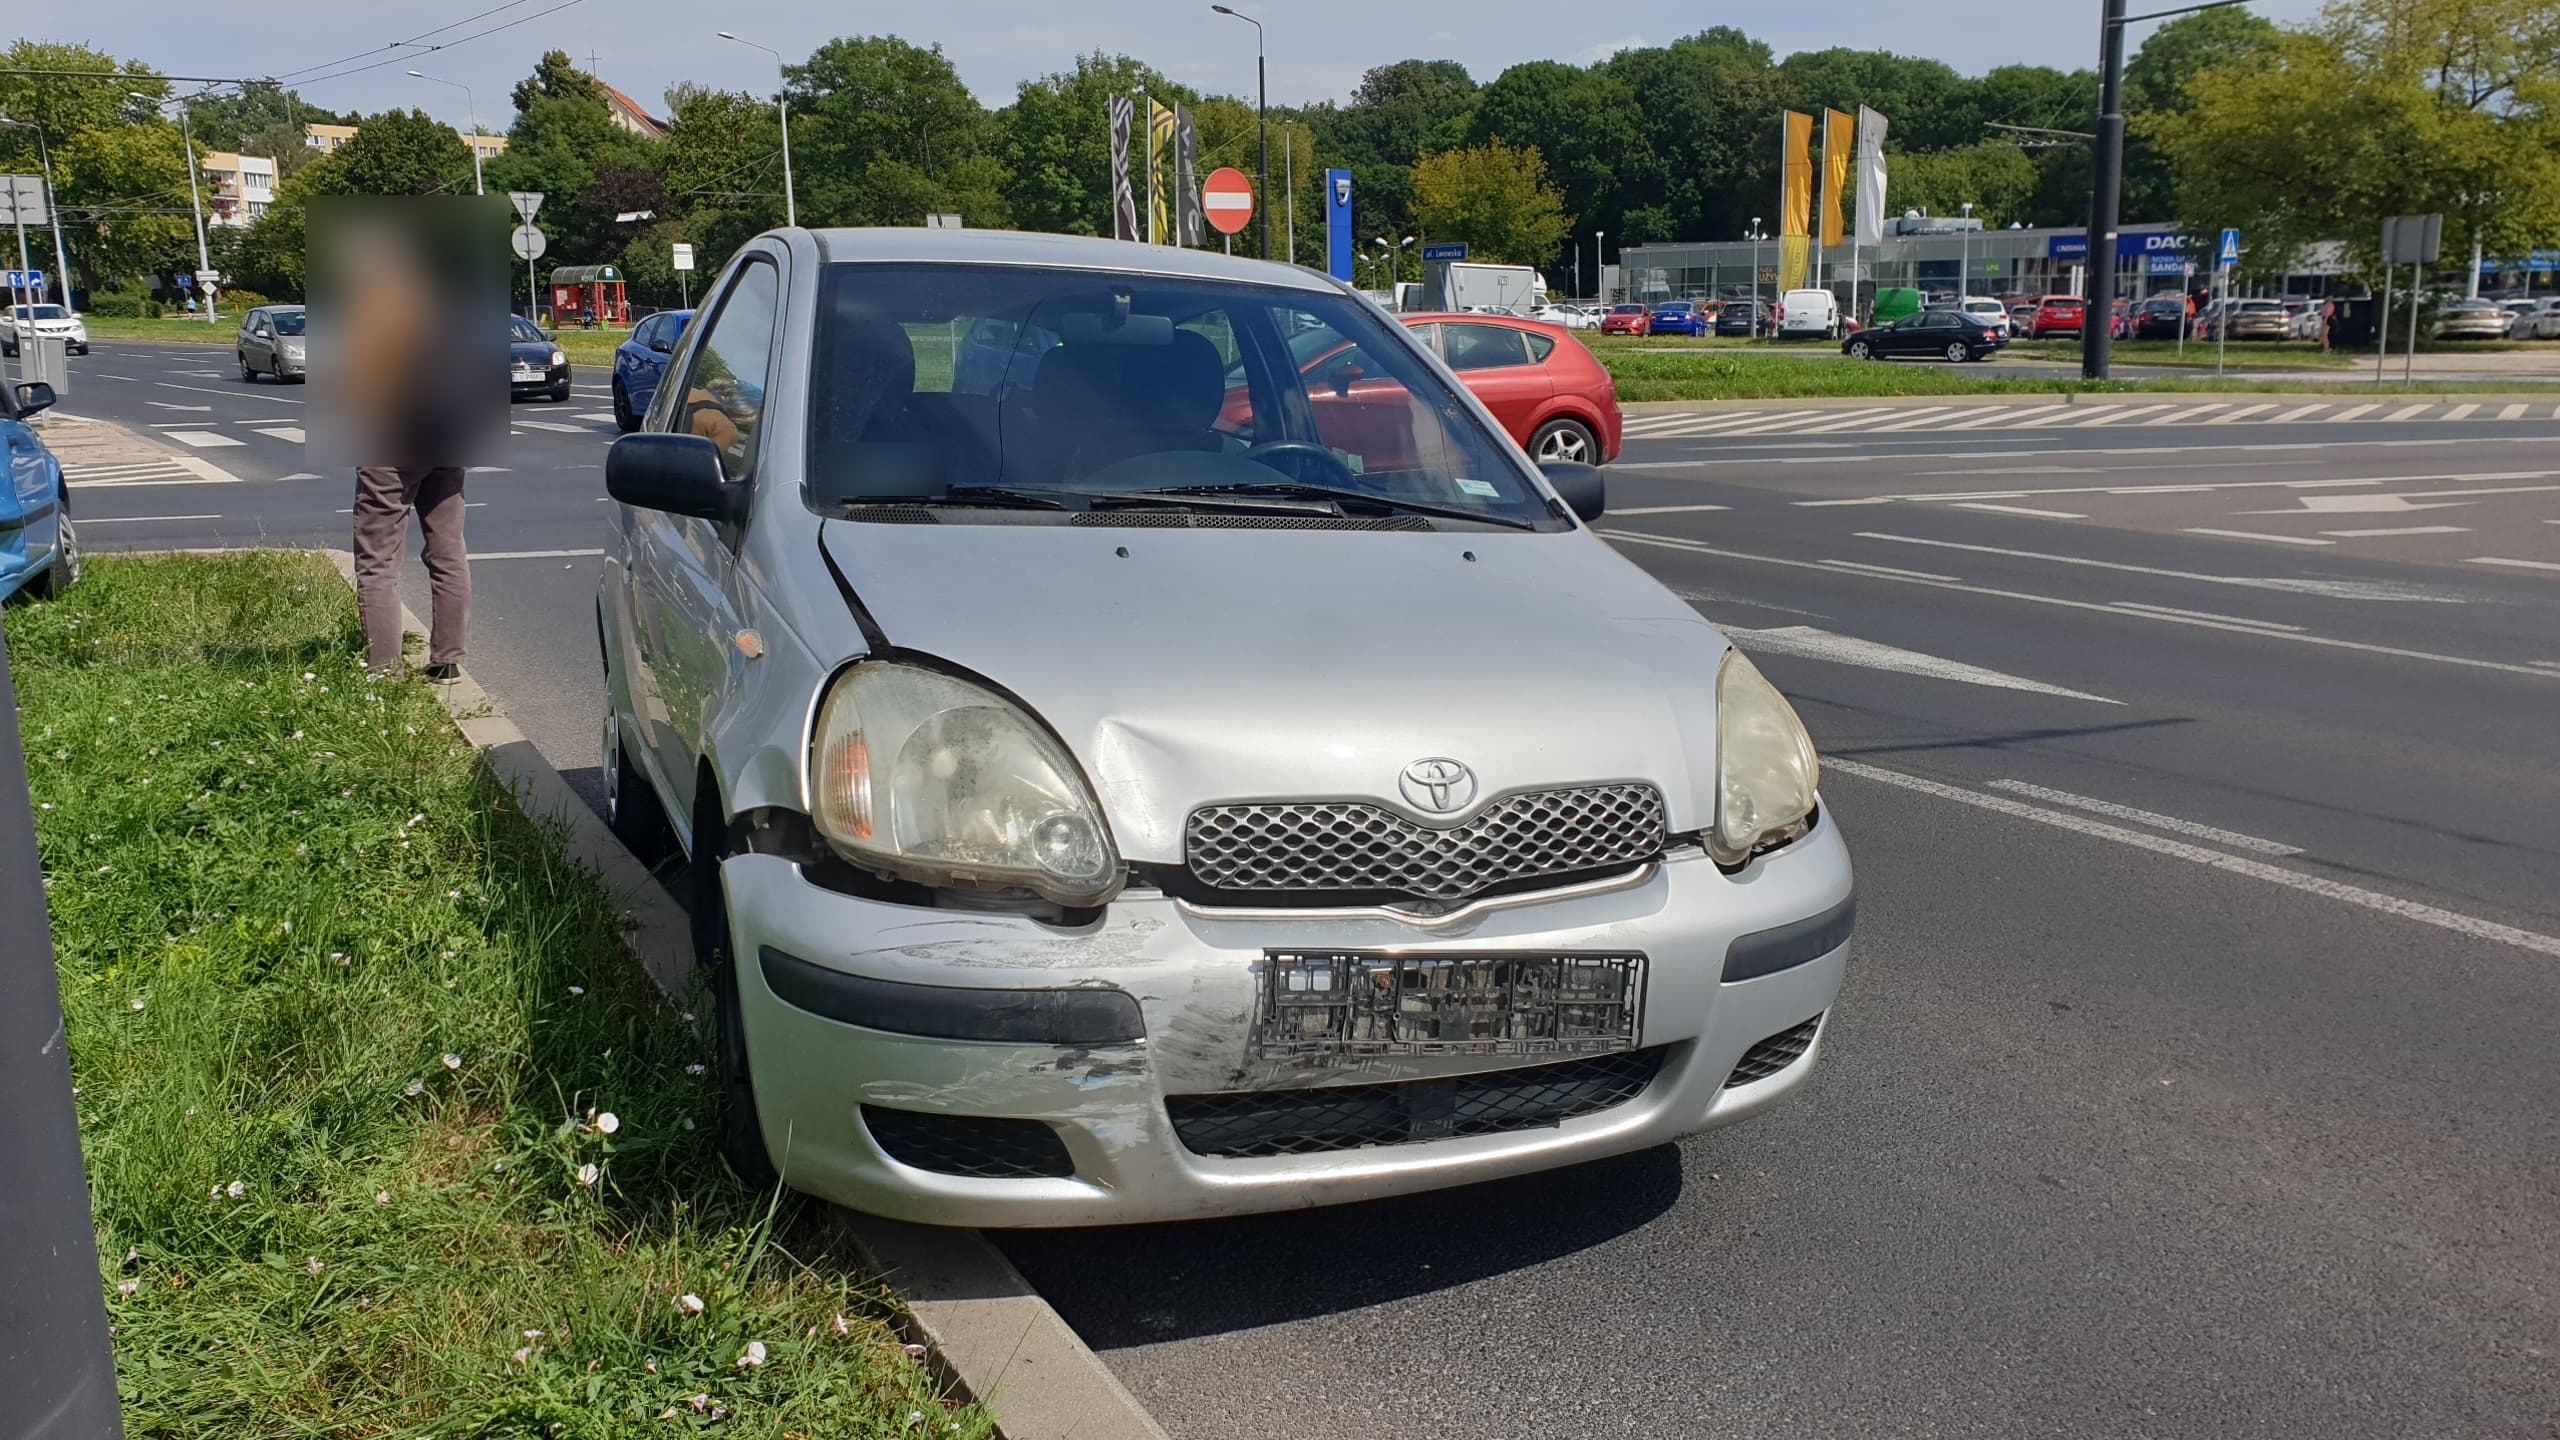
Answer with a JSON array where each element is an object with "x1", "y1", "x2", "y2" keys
[
  {"x1": 676, "y1": 1293, "x2": 705, "y2": 1317},
  {"x1": 226, "y1": 1181, "x2": 246, "y2": 1200},
  {"x1": 736, "y1": 1340, "x2": 767, "y2": 1368},
  {"x1": 116, "y1": 1280, "x2": 139, "y2": 1297},
  {"x1": 441, "y1": 1053, "x2": 462, "y2": 1071},
  {"x1": 302, "y1": 672, "x2": 316, "y2": 682},
  {"x1": 305, "y1": 1258, "x2": 325, "y2": 1276},
  {"x1": 374, "y1": 1191, "x2": 391, "y2": 1206},
  {"x1": 511, "y1": 1346, "x2": 532, "y2": 1365},
  {"x1": 687, "y1": 1393, "x2": 710, "y2": 1413},
  {"x1": 576, "y1": 1163, "x2": 600, "y2": 1186},
  {"x1": 567, "y1": 985, "x2": 585, "y2": 997},
  {"x1": 595, "y1": 1112, "x2": 620, "y2": 1136},
  {"x1": 129, "y1": 998, "x2": 144, "y2": 1011}
]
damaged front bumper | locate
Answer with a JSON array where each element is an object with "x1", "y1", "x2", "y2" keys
[{"x1": 723, "y1": 817, "x2": 1853, "y2": 1229}]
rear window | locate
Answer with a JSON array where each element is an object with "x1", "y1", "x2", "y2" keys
[{"x1": 1610, "y1": 304, "x2": 1645, "y2": 314}]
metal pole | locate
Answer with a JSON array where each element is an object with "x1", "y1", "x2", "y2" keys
[
  {"x1": 2082, "y1": 0, "x2": 2127, "y2": 380},
  {"x1": 12, "y1": 215, "x2": 29, "y2": 383},
  {"x1": 2374, "y1": 261, "x2": 2392, "y2": 389},
  {"x1": 1958, "y1": 203, "x2": 1971, "y2": 309},
  {"x1": 1594, "y1": 230, "x2": 1604, "y2": 303},
  {"x1": 1283, "y1": 123, "x2": 1294, "y2": 263},
  {"x1": 2215, "y1": 260, "x2": 2228, "y2": 377},
  {"x1": 0, "y1": 627, "x2": 130, "y2": 1440},
  {"x1": 1752, "y1": 223, "x2": 1762, "y2": 336},
  {"x1": 32, "y1": 127, "x2": 68, "y2": 307},
  {"x1": 176, "y1": 102, "x2": 213, "y2": 320},
  {"x1": 2405, "y1": 260, "x2": 2419, "y2": 386},
  {"x1": 777, "y1": 92, "x2": 796, "y2": 227},
  {"x1": 1256, "y1": 44, "x2": 1269, "y2": 260}
]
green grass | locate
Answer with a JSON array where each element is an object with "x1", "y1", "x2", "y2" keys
[
  {"x1": 10, "y1": 552, "x2": 988, "y2": 1439},
  {"x1": 2001, "y1": 337, "x2": 2359, "y2": 369},
  {"x1": 1588, "y1": 344, "x2": 2560, "y2": 402}
]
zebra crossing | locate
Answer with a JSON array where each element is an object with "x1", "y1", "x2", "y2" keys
[{"x1": 1620, "y1": 398, "x2": 2560, "y2": 441}]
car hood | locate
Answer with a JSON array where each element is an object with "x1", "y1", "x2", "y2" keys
[
  {"x1": 510, "y1": 340, "x2": 557, "y2": 364},
  {"x1": 817, "y1": 519, "x2": 1730, "y2": 863}
]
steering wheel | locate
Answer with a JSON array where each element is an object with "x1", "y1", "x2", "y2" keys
[{"x1": 1241, "y1": 440, "x2": 1360, "y2": 488}]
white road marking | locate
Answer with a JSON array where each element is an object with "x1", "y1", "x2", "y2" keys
[
  {"x1": 2467, "y1": 556, "x2": 2560, "y2": 573},
  {"x1": 2017, "y1": 405, "x2": 2120, "y2": 428},
  {"x1": 1655, "y1": 414, "x2": 1779, "y2": 437},
  {"x1": 1814, "y1": 469, "x2": 2560, "y2": 507},
  {"x1": 2202, "y1": 403, "x2": 2276, "y2": 424},
  {"x1": 1934, "y1": 404, "x2": 2073, "y2": 430},
  {"x1": 1793, "y1": 496, "x2": 1901, "y2": 507},
  {"x1": 2074, "y1": 403, "x2": 2176, "y2": 428},
  {"x1": 2385, "y1": 403, "x2": 2431, "y2": 421},
  {"x1": 1951, "y1": 502, "x2": 2087, "y2": 519},
  {"x1": 1818, "y1": 560, "x2": 1961, "y2": 582},
  {"x1": 1609, "y1": 503, "x2": 1733, "y2": 515},
  {"x1": 1825, "y1": 759, "x2": 2560, "y2": 960},
  {"x1": 1865, "y1": 406, "x2": 1982, "y2": 432},
  {"x1": 1781, "y1": 408, "x2": 1914, "y2": 434},
  {"x1": 2252, "y1": 494, "x2": 2472, "y2": 514},
  {"x1": 2269, "y1": 404, "x2": 2329, "y2": 423},
  {"x1": 2184, "y1": 527, "x2": 2333, "y2": 546},
  {"x1": 156, "y1": 380, "x2": 299, "y2": 403},
  {"x1": 2498, "y1": 403, "x2": 2527, "y2": 421},
  {"x1": 1610, "y1": 529, "x2": 2546, "y2": 677},
  {"x1": 1719, "y1": 624, "x2": 2117, "y2": 702},
  {"x1": 1926, "y1": 466, "x2": 2096, "y2": 477},
  {"x1": 163, "y1": 430, "x2": 244, "y2": 448},
  {"x1": 276, "y1": 472, "x2": 322, "y2": 480},
  {"x1": 254, "y1": 426, "x2": 305, "y2": 443},
  {"x1": 2442, "y1": 403, "x2": 2478, "y2": 421},
  {"x1": 1852, "y1": 532, "x2": 2463, "y2": 603},
  {"x1": 1984, "y1": 778, "x2": 2303, "y2": 854},
  {"x1": 2148, "y1": 404, "x2": 2232, "y2": 425},
  {"x1": 1712, "y1": 411, "x2": 1858, "y2": 436},
  {"x1": 514, "y1": 419, "x2": 591, "y2": 433},
  {"x1": 80, "y1": 514, "x2": 222, "y2": 524},
  {"x1": 2327, "y1": 403, "x2": 2378, "y2": 422},
  {"x1": 145, "y1": 401, "x2": 213, "y2": 411},
  {"x1": 2107, "y1": 601, "x2": 2303, "y2": 632},
  {"x1": 470, "y1": 548, "x2": 604, "y2": 559},
  {"x1": 2318, "y1": 525, "x2": 2470, "y2": 537},
  {"x1": 575, "y1": 412, "x2": 618, "y2": 424}
]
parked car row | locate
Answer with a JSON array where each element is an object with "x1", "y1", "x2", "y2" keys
[{"x1": 1842, "y1": 307, "x2": 2009, "y2": 363}]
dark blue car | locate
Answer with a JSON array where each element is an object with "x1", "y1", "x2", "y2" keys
[
  {"x1": 612, "y1": 309, "x2": 694, "y2": 432},
  {"x1": 0, "y1": 379, "x2": 75, "y2": 601},
  {"x1": 1648, "y1": 301, "x2": 1707, "y2": 337}
]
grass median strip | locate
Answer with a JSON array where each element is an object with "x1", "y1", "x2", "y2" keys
[{"x1": 10, "y1": 551, "x2": 989, "y2": 1438}]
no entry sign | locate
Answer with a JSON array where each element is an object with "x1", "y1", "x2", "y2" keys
[{"x1": 1203, "y1": 167, "x2": 1253, "y2": 236}]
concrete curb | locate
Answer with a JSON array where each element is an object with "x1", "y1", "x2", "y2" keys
[
  {"x1": 1618, "y1": 388, "x2": 2560, "y2": 415},
  {"x1": 306, "y1": 547, "x2": 1169, "y2": 1440}
]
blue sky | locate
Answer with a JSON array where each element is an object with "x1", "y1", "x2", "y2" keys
[{"x1": 54, "y1": 0, "x2": 2332, "y2": 127}]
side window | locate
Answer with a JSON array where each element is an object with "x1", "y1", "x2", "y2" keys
[
  {"x1": 672, "y1": 261, "x2": 780, "y2": 482},
  {"x1": 1524, "y1": 331, "x2": 1558, "y2": 363},
  {"x1": 1443, "y1": 323, "x2": 1531, "y2": 372},
  {"x1": 636, "y1": 315, "x2": 665, "y2": 350}
]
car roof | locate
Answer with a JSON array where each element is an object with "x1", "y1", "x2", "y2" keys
[
  {"x1": 809, "y1": 226, "x2": 1341, "y2": 294},
  {"x1": 1400, "y1": 310, "x2": 1569, "y2": 335}
]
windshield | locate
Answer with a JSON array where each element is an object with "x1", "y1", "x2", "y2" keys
[
  {"x1": 270, "y1": 310, "x2": 306, "y2": 335},
  {"x1": 1610, "y1": 304, "x2": 1645, "y2": 314},
  {"x1": 804, "y1": 262, "x2": 1558, "y2": 530},
  {"x1": 11, "y1": 305, "x2": 67, "y2": 320},
  {"x1": 510, "y1": 316, "x2": 547, "y2": 343}
]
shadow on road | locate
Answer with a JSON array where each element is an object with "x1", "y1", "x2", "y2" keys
[{"x1": 992, "y1": 1143, "x2": 1685, "y2": 1346}]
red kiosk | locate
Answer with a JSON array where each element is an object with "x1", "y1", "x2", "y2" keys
[{"x1": 547, "y1": 265, "x2": 629, "y2": 329}]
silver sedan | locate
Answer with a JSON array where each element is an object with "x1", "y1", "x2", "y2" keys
[{"x1": 598, "y1": 228, "x2": 1855, "y2": 1227}]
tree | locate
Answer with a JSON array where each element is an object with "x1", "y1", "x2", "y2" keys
[
  {"x1": 487, "y1": 51, "x2": 661, "y2": 267},
  {"x1": 1311, "y1": 59, "x2": 1479, "y2": 247},
  {"x1": 2148, "y1": 0, "x2": 2560, "y2": 278},
  {"x1": 50, "y1": 119, "x2": 200, "y2": 292},
  {"x1": 998, "y1": 53, "x2": 1192, "y2": 236},
  {"x1": 660, "y1": 85, "x2": 785, "y2": 277},
  {"x1": 1882, "y1": 143, "x2": 2041, "y2": 227},
  {"x1": 1600, "y1": 30, "x2": 1778, "y2": 248},
  {"x1": 1410, "y1": 140, "x2": 1570, "y2": 265},
  {"x1": 1466, "y1": 62, "x2": 1650, "y2": 275},
  {"x1": 790, "y1": 36, "x2": 1006, "y2": 228},
  {"x1": 318, "y1": 108, "x2": 476, "y2": 196},
  {"x1": 2120, "y1": 7, "x2": 2280, "y2": 220}
]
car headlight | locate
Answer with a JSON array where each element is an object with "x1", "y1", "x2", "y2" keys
[
  {"x1": 549, "y1": 348, "x2": 566, "y2": 366},
  {"x1": 809, "y1": 660, "x2": 1120, "y2": 906},
  {"x1": 1710, "y1": 648, "x2": 1820, "y2": 865}
]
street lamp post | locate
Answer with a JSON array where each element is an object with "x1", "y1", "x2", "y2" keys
[
  {"x1": 136, "y1": 92, "x2": 214, "y2": 322},
  {"x1": 717, "y1": 32, "x2": 797, "y2": 227},
  {"x1": 1750, "y1": 217, "x2": 1765, "y2": 335},
  {"x1": 406, "y1": 71, "x2": 484, "y2": 196},
  {"x1": 1594, "y1": 229, "x2": 1604, "y2": 303},
  {"x1": 0, "y1": 118, "x2": 70, "y2": 306},
  {"x1": 1211, "y1": 5, "x2": 1268, "y2": 260}
]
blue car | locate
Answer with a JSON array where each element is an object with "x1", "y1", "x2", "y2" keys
[
  {"x1": 1648, "y1": 301, "x2": 1707, "y2": 337},
  {"x1": 0, "y1": 379, "x2": 74, "y2": 602},
  {"x1": 611, "y1": 309, "x2": 694, "y2": 432}
]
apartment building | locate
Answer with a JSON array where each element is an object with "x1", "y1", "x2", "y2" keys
[
  {"x1": 303, "y1": 122, "x2": 509, "y2": 164},
  {"x1": 198, "y1": 151, "x2": 278, "y2": 228}
]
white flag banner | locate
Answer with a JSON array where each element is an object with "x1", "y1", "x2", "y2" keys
[{"x1": 1854, "y1": 106, "x2": 1889, "y2": 247}]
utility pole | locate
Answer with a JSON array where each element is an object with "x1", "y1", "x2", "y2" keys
[
  {"x1": 717, "y1": 33, "x2": 796, "y2": 227},
  {"x1": 1212, "y1": 6, "x2": 1269, "y2": 261},
  {"x1": 0, "y1": 120, "x2": 72, "y2": 305},
  {"x1": 1283, "y1": 121, "x2": 1294, "y2": 264}
]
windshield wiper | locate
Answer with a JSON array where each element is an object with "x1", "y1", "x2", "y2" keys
[
  {"x1": 1139, "y1": 481, "x2": 1540, "y2": 531},
  {"x1": 831, "y1": 487, "x2": 1070, "y2": 511},
  {"x1": 1086, "y1": 490, "x2": 1343, "y2": 517}
]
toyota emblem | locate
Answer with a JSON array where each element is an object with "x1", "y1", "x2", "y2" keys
[{"x1": 1399, "y1": 758, "x2": 1477, "y2": 814}]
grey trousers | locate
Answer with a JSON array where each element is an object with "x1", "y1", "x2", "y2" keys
[{"x1": 353, "y1": 466, "x2": 469, "y2": 669}]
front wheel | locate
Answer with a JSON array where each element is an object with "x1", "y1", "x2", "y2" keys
[
  {"x1": 1530, "y1": 416, "x2": 1598, "y2": 465},
  {"x1": 27, "y1": 496, "x2": 76, "y2": 599},
  {"x1": 1944, "y1": 342, "x2": 1971, "y2": 363},
  {"x1": 548, "y1": 380, "x2": 571, "y2": 403},
  {"x1": 601, "y1": 707, "x2": 676, "y2": 867},
  {"x1": 1847, "y1": 339, "x2": 1874, "y2": 360},
  {"x1": 611, "y1": 379, "x2": 638, "y2": 433},
  {"x1": 240, "y1": 351, "x2": 259, "y2": 382},
  {"x1": 690, "y1": 795, "x2": 775, "y2": 1188}
]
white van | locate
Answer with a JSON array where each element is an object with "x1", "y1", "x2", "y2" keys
[{"x1": 1775, "y1": 288, "x2": 1841, "y2": 339}]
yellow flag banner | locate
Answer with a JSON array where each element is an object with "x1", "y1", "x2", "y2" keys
[
  {"x1": 1150, "y1": 100, "x2": 1177, "y2": 244},
  {"x1": 1780, "y1": 110, "x2": 1814, "y2": 290},
  {"x1": 1821, "y1": 108, "x2": 1852, "y2": 249}
]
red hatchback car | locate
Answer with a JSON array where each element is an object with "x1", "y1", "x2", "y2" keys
[
  {"x1": 1402, "y1": 312, "x2": 1623, "y2": 464},
  {"x1": 2030, "y1": 294, "x2": 2088, "y2": 338},
  {"x1": 1598, "y1": 303, "x2": 1652, "y2": 337}
]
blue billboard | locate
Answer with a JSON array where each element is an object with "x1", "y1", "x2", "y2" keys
[{"x1": 1325, "y1": 169, "x2": 1354, "y2": 282}]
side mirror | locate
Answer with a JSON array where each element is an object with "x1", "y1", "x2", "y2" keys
[
  {"x1": 1326, "y1": 360, "x2": 1364, "y2": 398},
  {"x1": 649, "y1": 335, "x2": 673, "y2": 354},
  {"x1": 14, "y1": 381, "x2": 54, "y2": 417},
  {"x1": 1539, "y1": 460, "x2": 1605, "y2": 523},
  {"x1": 607, "y1": 432, "x2": 737, "y2": 522}
]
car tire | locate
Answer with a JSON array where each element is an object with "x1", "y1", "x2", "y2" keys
[
  {"x1": 612, "y1": 379, "x2": 638, "y2": 433},
  {"x1": 601, "y1": 707, "x2": 677, "y2": 869},
  {"x1": 240, "y1": 351, "x2": 259, "y2": 382},
  {"x1": 1847, "y1": 339, "x2": 1874, "y2": 360},
  {"x1": 690, "y1": 791, "x2": 777, "y2": 1188},
  {"x1": 549, "y1": 380, "x2": 571, "y2": 403},
  {"x1": 1530, "y1": 417, "x2": 1598, "y2": 465},
  {"x1": 1944, "y1": 342, "x2": 1970, "y2": 363},
  {"x1": 27, "y1": 491, "x2": 76, "y2": 600},
  {"x1": 272, "y1": 356, "x2": 288, "y2": 383}
]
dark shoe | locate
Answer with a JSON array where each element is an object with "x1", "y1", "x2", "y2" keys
[{"x1": 422, "y1": 662, "x2": 461, "y2": 682}]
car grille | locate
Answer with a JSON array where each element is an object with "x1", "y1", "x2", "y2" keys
[
  {"x1": 1723, "y1": 1016, "x2": 1823, "y2": 1088},
  {"x1": 1167, "y1": 1047, "x2": 1668, "y2": 1158},
  {"x1": 860, "y1": 1106, "x2": 1076, "y2": 1180},
  {"x1": 1184, "y1": 784, "x2": 1667, "y2": 903}
]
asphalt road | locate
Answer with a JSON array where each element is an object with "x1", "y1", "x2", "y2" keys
[{"x1": 56, "y1": 340, "x2": 2560, "y2": 1438}]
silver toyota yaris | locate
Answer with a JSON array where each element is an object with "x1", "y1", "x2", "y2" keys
[{"x1": 599, "y1": 227, "x2": 1853, "y2": 1228}]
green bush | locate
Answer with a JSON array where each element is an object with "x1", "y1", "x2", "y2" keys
[
  {"x1": 86, "y1": 290, "x2": 159, "y2": 319},
  {"x1": 216, "y1": 288, "x2": 275, "y2": 312}
]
